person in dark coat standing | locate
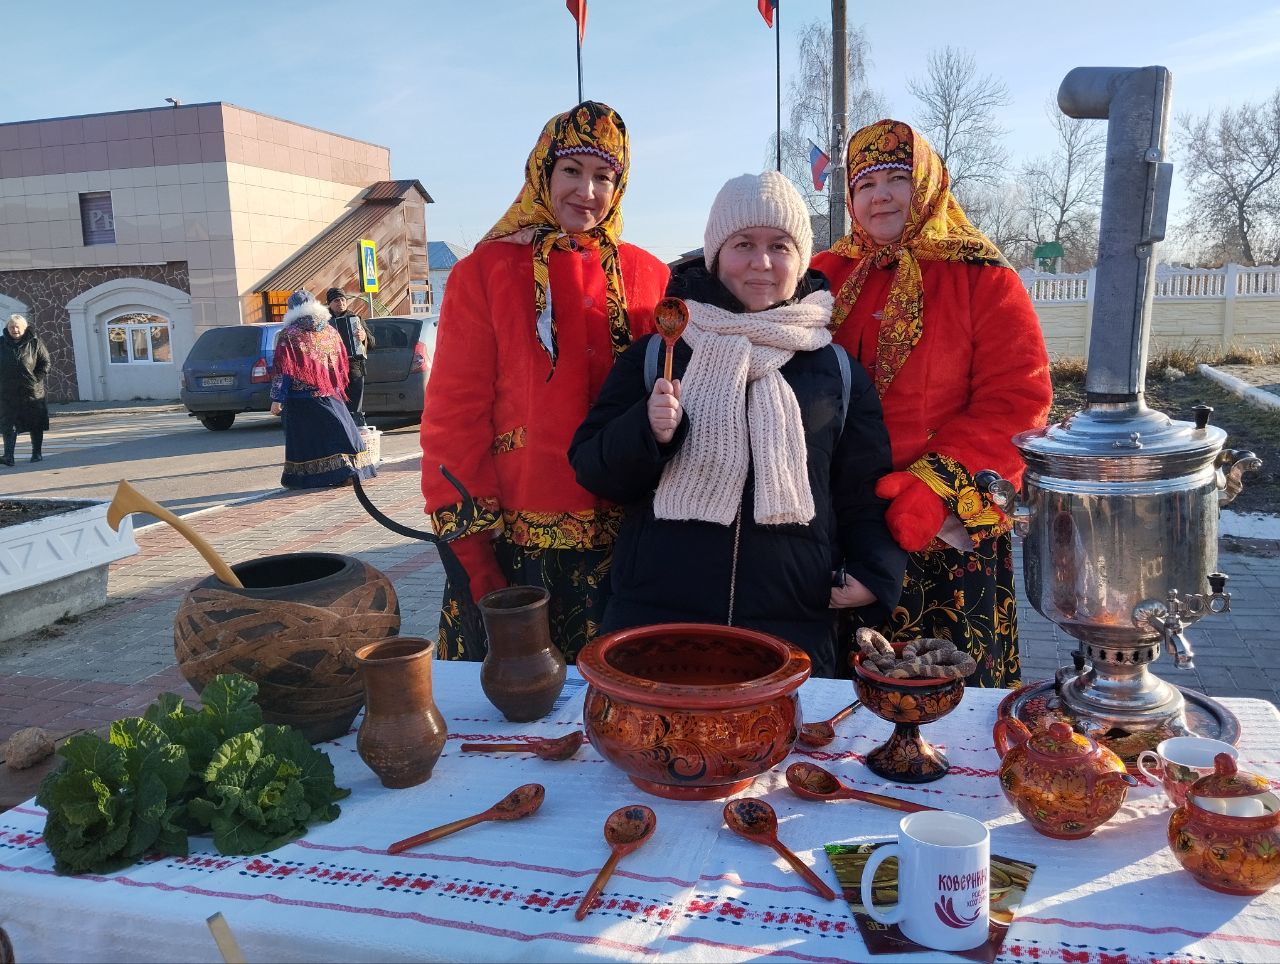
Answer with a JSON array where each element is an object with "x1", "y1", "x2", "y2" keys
[
  {"x1": 325, "y1": 287, "x2": 374, "y2": 426},
  {"x1": 0, "y1": 314, "x2": 51, "y2": 466},
  {"x1": 570, "y1": 172, "x2": 906, "y2": 677}
]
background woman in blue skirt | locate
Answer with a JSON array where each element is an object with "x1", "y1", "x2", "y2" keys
[{"x1": 269, "y1": 289, "x2": 377, "y2": 489}]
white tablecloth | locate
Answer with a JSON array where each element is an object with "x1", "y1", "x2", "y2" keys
[{"x1": 2, "y1": 663, "x2": 1278, "y2": 963}]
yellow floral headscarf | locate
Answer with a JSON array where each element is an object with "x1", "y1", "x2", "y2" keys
[
  {"x1": 482, "y1": 101, "x2": 632, "y2": 377},
  {"x1": 828, "y1": 119, "x2": 1007, "y2": 396}
]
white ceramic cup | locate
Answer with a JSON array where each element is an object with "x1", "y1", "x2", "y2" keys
[
  {"x1": 1136, "y1": 736, "x2": 1238, "y2": 807},
  {"x1": 860, "y1": 810, "x2": 990, "y2": 952}
]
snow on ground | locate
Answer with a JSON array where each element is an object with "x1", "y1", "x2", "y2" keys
[{"x1": 1221, "y1": 509, "x2": 1280, "y2": 540}]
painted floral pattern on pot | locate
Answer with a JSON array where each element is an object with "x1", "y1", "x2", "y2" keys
[
  {"x1": 993, "y1": 719, "x2": 1131, "y2": 840},
  {"x1": 1167, "y1": 754, "x2": 1280, "y2": 895},
  {"x1": 1168, "y1": 807, "x2": 1280, "y2": 895},
  {"x1": 577, "y1": 624, "x2": 811, "y2": 801},
  {"x1": 853, "y1": 646, "x2": 965, "y2": 784}
]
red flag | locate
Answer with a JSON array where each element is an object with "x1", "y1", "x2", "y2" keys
[
  {"x1": 567, "y1": 0, "x2": 587, "y2": 44},
  {"x1": 757, "y1": 0, "x2": 776, "y2": 27}
]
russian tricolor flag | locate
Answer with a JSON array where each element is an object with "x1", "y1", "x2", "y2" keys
[
  {"x1": 758, "y1": 0, "x2": 777, "y2": 27},
  {"x1": 809, "y1": 140, "x2": 832, "y2": 190}
]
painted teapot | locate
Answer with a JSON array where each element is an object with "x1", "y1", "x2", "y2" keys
[
  {"x1": 1168, "y1": 753, "x2": 1280, "y2": 895},
  {"x1": 993, "y1": 718, "x2": 1136, "y2": 839}
]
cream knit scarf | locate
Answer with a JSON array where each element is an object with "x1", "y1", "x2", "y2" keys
[{"x1": 653, "y1": 290, "x2": 834, "y2": 526}]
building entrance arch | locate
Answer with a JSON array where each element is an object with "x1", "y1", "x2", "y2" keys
[{"x1": 66, "y1": 278, "x2": 191, "y2": 401}]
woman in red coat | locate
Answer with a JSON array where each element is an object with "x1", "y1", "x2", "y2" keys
[
  {"x1": 420, "y1": 102, "x2": 669, "y2": 662},
  {"x1": 811, "y1": 119, "x2": 1052, "y2": 687}
]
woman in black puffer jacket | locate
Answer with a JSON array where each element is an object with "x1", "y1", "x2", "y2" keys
[
  {"x1": 0, "y1": 314, "x2": 51, "y2": 466},
  {"x1": 569, "y1": 172, "x2": 905, "y2": 676}
]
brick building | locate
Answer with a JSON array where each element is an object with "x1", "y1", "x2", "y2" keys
[{"x1": 0, "y1": 102, "x2": 431, "y2": 402}]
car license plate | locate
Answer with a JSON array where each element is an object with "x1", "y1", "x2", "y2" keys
[{"x1": 202, "y1": 376, "x2": 235, "y2": 387}]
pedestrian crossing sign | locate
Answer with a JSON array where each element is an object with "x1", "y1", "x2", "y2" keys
[{"x1": 358, "y1": 239, "x2": 379, "y2": 293}]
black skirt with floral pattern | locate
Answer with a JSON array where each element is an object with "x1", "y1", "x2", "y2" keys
[{"x1": 437, "y1": 538, "x2": 612, "y2": 664}]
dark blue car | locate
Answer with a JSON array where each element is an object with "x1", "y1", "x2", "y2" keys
[{"x1": 180, "y1": 323, "x2": 286, "y2": 430}]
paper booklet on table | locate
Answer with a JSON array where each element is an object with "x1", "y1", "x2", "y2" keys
[{"x1": 825, "y1": 841, "x2": 1037, "y2": 962}]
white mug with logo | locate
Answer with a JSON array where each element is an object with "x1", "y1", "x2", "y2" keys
[{"x1": 860, "y1": 810, "x2": 990, "y2": 952}]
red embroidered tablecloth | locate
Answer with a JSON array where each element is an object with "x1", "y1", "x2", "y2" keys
[{"x1": 1, "y1": 662, "x2": 1278, "y2": 963}]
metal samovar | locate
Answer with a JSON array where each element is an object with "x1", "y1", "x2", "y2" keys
[{"x1": 990, "y1": 66, "x2": 1261, "y2": 748}]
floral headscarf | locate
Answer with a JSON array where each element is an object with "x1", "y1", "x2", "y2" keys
[
  {"x1": 482, "y1": 101, "x2": 632, "y2": 377},
  {"x1": 828, "y1": 119, "x2": 1007, "y2": 396}
]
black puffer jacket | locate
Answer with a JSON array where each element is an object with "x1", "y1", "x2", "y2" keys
[
  {"x1": 0, "y1": 328, "x2": 51, "y2": 432},
  {"x1": 569, "y1": 261, "x2": 905, "y2": 676}
]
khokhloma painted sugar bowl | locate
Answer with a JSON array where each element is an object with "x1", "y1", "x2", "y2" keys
[
  {"x1": 993, "y1": 718, "x2": 1136, "y2": 839},
  {"x1": 576, "y1": 623, "x2": 811, "y2": 801},
  {"x1": 1168, "y1": 753, "x2": 1280, "y2": 895}
]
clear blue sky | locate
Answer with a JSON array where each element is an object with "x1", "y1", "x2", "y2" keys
[{"x1": 5, "y1": 1, "x2": 1279, "y2": 263}]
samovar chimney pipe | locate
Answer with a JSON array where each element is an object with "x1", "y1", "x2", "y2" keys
[{"x1": 1058, "y1": 66, "x2": 1174, "y2": 402}]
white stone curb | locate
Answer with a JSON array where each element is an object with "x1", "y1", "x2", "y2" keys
[
  {"x1": 1198, "y1": 364, "x2": 1280, "y2": 411},
  {"x1": 0, "y1": 502, "x2": 139, "y2": 595}
]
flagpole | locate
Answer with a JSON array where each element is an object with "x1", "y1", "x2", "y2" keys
[
  {"x1": 774, "y1": 0, "x2": 782, "y2": 172},
  {"x1": 576, "y1": 33, "x2": 584, "y2": 103}
]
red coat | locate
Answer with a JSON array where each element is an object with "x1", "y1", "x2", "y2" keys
[
  {"x1": 421, "y1": 239, "x2": 669, "y2": 596},
  {"x1": 810, "y1": 255, "x2": 1051, "y2": 486}
]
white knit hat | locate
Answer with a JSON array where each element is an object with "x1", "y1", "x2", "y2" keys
[{"x1": 702, "y1": 171, "x2": 813, "y2": 271}]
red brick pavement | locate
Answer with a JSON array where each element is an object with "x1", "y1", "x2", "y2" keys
[{"x1": 0, "y1": 460, "x2": 439, "y2": 754}]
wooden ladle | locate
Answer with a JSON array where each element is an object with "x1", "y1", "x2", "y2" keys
[
  {"x1": 387, "y1": 783, "x2": 545, "y2": 853},
  {"x1": 106, "y1": 480, "x2": 243, "y2": 588},
  {"x1": 722, "y1": 798, "x2": 837, "y2": 901},
  {"x1": 459, "y1": 731, "x2": 584, "y2": 761},
  {"x1": 785, "y1": 761, "x2": 938, "y2": 814},
  {"x1": 797, "y1": 701, "x2": 862, "y2": 748},
  {"x1": 653, "y1": 297, "x2": 690, "y2": 382},
  {"x1": 575, "y1": 804, "x2": 657, "y2": 920}
]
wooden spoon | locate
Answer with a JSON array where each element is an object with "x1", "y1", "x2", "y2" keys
[
  {"x1": 575, "y1": 805, "x2": 657, "y2": 921},
  {"x1": 459, "y1": 731, "x2": 584, "y2": 761},
  {"x1": 723, "y1": 798, "x2": 837, "y2": 901},
  {"x1": 797, "y1": 701, "x2": 862, "y2": 748},
  {"x1": 653, "y1": 297, "x2": 690, "y2": 382},
  {"x1": 387, "y1": 783, "x2": 545, "y2": 853},
  {"x1": 785, "y1": 762, "x2": 938, "y2": 813}
]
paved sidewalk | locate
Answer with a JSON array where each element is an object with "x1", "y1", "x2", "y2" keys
[{"x1": 2, "y1": 456, "x2": 1278, "y2": 768}]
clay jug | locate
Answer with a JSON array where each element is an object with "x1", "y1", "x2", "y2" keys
[
  {"x1": 355, "y1": 637, "x2": 447, "y2": 789},
  {"x1": 479, "y1": 587, "x2": 566, "y2": 722}
]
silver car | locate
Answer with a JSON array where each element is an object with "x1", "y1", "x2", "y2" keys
[{"x1": 363, "y1": 315, "x2": 437, "y2": 417}]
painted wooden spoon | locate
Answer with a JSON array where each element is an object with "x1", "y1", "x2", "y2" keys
[
  {"x1": 575, "y1": 805, "x2": 657, "y2": 920},
  {"x1": 723, "y1": 798, "x2": 837, "y2": 901},
  {"x1": 797, "y1": 702, "x2": 862, "y2": 748},
  {"x1": 653, "y1": 297, "x2": 690, "y2": 383},
  {"x1": 387, "y1": 783, "x2": 544, "y2": 853},
  {"x1": 459, "y1": 731, "x2": 584, "y2": 761},
  {"x1": 785, "y1": 761, "x2": 938, "y2": 813}
]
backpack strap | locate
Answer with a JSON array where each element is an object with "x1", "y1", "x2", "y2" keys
[
  {"x1": 643, "y1": 333, "x2": 662, "y2": 393},
  {"x1": 830, "y1": 343, "x2": 852, "y2": 439}
]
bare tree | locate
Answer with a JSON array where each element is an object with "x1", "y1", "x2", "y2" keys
[
  {"x1": 1020, "y1": 100, "x2": 1105, "y2": 271},
  {"x1": 907, "y1": 46, "x2": 1009, "y2": 204},
  {"x1": 1175, "y1": 89, "x2": 1280, "y2": 266},
  {"x1": 770, "y1": 20, "x2": 887, "y2": 246},
  {"x1": 962, "y1": 181, "x2": 1033, "y2": 267}
]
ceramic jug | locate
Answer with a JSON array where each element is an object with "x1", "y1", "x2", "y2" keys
[
  {"x1": 993, "y1": 717, "x2": 1136, "y2": 839},
  {"x1": 479, "y1": 587, "x2": 566, "y2": 722},
  {"x1": 355, "y1": 637, "x2": 447, "y2": 788},
  {"x1": 1168, "y1": 752, "x2": 1280, "y2": 895}
]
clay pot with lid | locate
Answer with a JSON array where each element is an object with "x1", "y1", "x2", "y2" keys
[
  {"x1": 1168, "y1": 753, "x2": 1280, "y2": 895},
  {"x1": 479, "y1": 587, "x2": 566, "y2": 722},
  {"x1": 993, "y1": 718, "x2": 1136, "y2": 839}
]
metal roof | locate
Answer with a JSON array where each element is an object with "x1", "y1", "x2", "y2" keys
[
  {"x1": 428, "y1": 240, "x2": 471, "y2": 269},
  {"x1": 254, "y1": 181, "x2": 431, "y2": 294}
]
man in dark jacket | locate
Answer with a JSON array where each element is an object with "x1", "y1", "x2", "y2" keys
[{"x1": 325, "y1": 287, "x2": 375, "y2": 425}]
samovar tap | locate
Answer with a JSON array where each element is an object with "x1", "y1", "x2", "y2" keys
[{"x1": 1132, "y1": 573, "x2": 1232, "y2": 670}]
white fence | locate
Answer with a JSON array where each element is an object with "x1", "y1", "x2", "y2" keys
[{"x1": 1020, "y1": 264, "x2": 1280, "y2": 355}]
